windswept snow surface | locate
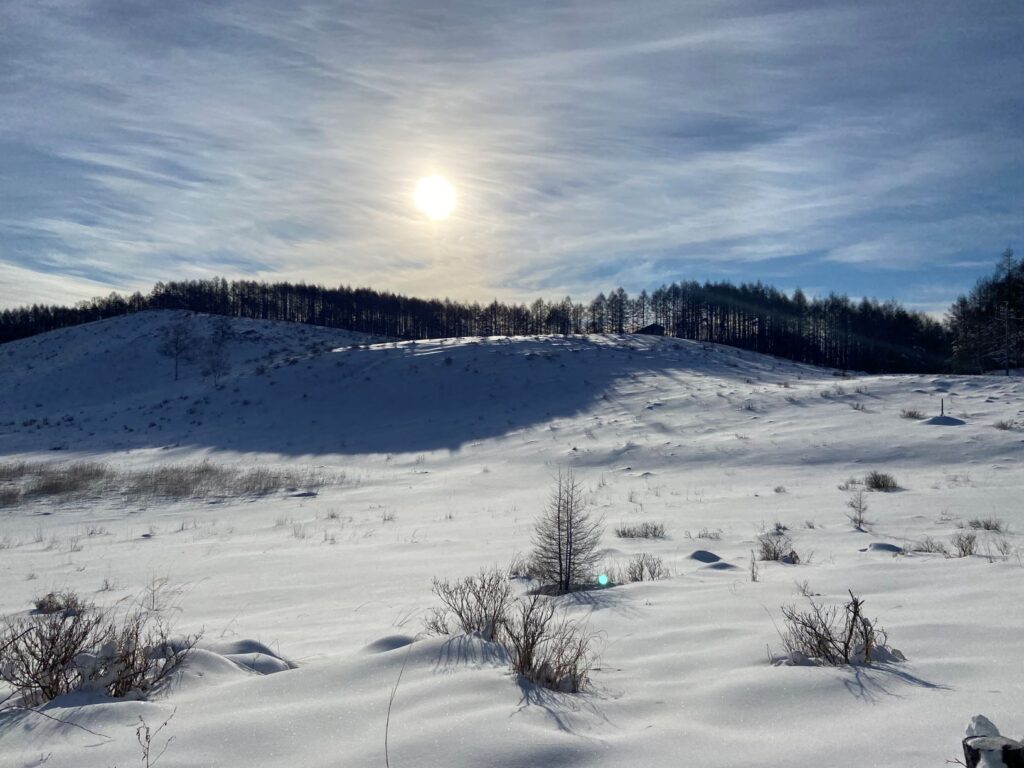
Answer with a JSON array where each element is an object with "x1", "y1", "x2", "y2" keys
[{"x1": 1, "y1": 312, "x2": 1023, "y2": 767}]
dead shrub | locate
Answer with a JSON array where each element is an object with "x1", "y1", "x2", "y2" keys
[
  {"x1": 0, "y1": 591, "x2": 200, "y2": 706},
  {"x1": 912, "y1": 536, "x2": 949, "y2": 556},
  {"x1": 0, "y1": 487, "x2": 20, "y2": 508},
  {"x1": 33, "y1": 591, "x2": 86, "y2": 616},
  {"x1": 780, "y1": 591, "x2": 893, "y2": 666},
  {"x1": 503, "y1": 594, "x2": 597, "y2": 693},
  {"x1": 685, "y1": 527, "x2": 721, "y2": 540},
  {"x1": 507, "y1": 553, "x2": 529, "y2": 578},
  {"x1": 0, "y1": 601, "x2": 106, "y2": 704},
  {"x1": 615, "y1": 521, "x2": 666, "y2": 539},
  {"x1": 900, "y1": 409, "x2": 925, "y2": 420},
  {"x1": 865, "y1": 471, "x2": 899, "y2": 492},
  {"x1": 624, "y1": 553, "x2": 667, "y2": 582},
  {"x1": 756, "y1": 529, "x2": 797, "y2": 562},
  {"x1": 951, "y1": 531, "x2": 978, "y2": 557},
  {"x1": 424, "y1": 568, "x2": 512, "y2": 641},
  {"x1": 89, "y1": 609, "x2": 200, "y2": 698},
  {"x1": 990, "y1": 537, "x2": 1014, "y2": 559},
  {"x1": 966, "y1": 517, "x2": 1005, "y2": 532}
]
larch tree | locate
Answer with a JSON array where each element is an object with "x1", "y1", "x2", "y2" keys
[
  {"x1": 531, "y1": 469, "x2": 604, "y2": 593},
  {"x1": 157, "y1": 314, "x2": 196, "y2": 381}
]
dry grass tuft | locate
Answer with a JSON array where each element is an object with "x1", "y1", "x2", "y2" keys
[
  {"x1": 864, "y1": 471, "x2": 899, "y2": 492},
  {"x1": 615, "y1": 521, "x2": 666, "y2": 539},
  {"x1": 0, "y1": 460, "x2": 328, "y2": 507}
]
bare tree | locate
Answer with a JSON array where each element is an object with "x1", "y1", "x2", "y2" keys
[
  {"x1": 201, "y1": 334, "x2": 231, "y2": 388},
  {"x1": 531, "y1": 469, "x2": 604, "y2": 593},
  {"x1": 210, "y1": 315, "x2": 232, "y2": 346},
  {"x1": 157, "y1": 316, "x2": 195, "y2": 381},
  {"x1": 204, "y1": 344, "x2": 230, "y2": 387},
  {"x1": 846, "y1": 491, "x2": 870, "y2": 531}
]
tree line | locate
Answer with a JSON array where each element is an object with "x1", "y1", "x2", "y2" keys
[
  {"x1": 946, "y1": 248, "x2": 1024, "y2": 373},
  {"x1": 0, "y1": 254, "x2": 1018, "y2": 373}
]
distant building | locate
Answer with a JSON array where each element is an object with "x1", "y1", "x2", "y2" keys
[{"x1": 637, "y1": 323, "x2": 665, "y2": 336}]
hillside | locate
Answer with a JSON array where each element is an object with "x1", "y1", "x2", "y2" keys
[
  {"x1": 0, "y1": 312, "x2": 1023, "y2": 767},
  {"x1": 2, "y1": 311, "x2": 1018, "y2": 464},
  {"x1": 0, "y1": 310, "x2": 383, "y2": 453}
]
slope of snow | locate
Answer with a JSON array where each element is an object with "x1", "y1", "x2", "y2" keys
[
  {"x1": 1, "y1": 314, "x2": 1023, "y2": 767},
  {"x1": 0, "y1": 310, "x2": 382, "y2": 437}
]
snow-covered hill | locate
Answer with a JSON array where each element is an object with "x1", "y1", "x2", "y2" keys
[
  {"x1": 1, "y1": 313, "x2": 1023, "y2": 767},
  {"x1": 4, "y1": 311, "x2": 1021, "y2": 466},
  {"x1": 1, "y1": 309, "x2": 383, "y2": 410}
]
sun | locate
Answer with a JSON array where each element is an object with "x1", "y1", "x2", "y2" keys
[{"x1": 414, "y1": 175, "x2": 456, "y2": 220}]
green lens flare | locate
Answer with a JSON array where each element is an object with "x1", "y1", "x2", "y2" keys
[{"x1": 597, "y1": 573, "x2": 609, "y2": 586}]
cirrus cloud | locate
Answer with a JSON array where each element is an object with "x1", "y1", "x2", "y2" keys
[{"x1": 1, "y1": 0, "x2": 1021, "y2": 314}]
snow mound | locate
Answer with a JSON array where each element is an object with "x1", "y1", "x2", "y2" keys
[
  {"x1": 363, "y1": 634, "x2": 416, "y2": 653},
  {"x1": 776, "y1": 643, "x2": 906, "y2": 667},
  {"x1": 225, "y1": 653, "x2": 294, "y2": 675},
  {"x1": 701, "y1": 561, "x2": 739, "y2": 571},
  {"x1": 206, "y1": 640, "x2": 296, "y2": 674},
  {"x1": 207, "y1": 639, "x2": 294, "y2": 662},
  {"x1": 869, "y1": 645, "x2": 908, "y2": 664},
  {"x1": 924, "y1": 415, "x2": 966, "y2": 425},
  {"x1": 172, "y1": 641, "x2": 297, "y2": 691},
  {"x1": 174, "y1": 648, "x2": 258, "y2": 688},
  {"x1": 860, "y1": 542, "x2": 904, "y2": 554},
  {"x1": 689, "y1": 550, "x2": 721, "y2": 563}
]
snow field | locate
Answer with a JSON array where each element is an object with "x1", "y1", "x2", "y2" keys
[{"x1": 1, "y1": 312, "x2": 1023, "y2": 766}]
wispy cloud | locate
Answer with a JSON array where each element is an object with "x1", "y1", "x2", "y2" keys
[{"x1": 1, "y1": 0, "x2": 1021, "y2": 310}]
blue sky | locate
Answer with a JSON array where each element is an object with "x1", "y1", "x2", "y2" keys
[{"x1": 1, "y1": 1, "x2": 1021, "y2": 313}]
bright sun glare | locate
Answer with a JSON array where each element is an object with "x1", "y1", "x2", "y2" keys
[{"x1": 414, "y1": 175, "x2": 456, "y2": 220}]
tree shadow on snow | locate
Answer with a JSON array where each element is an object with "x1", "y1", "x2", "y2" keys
[
  {"x1": 0, "y1": 701, "x2": 113, "y2": 749},
  {"x1": 559, "y1": 587, "x2": 644, "y2": 619},
  {"x1": 841, "y1": 663, "x2": 951, "y2": 704},
  {"x1": 512, "y1": 676, "x2": 610, "y2": 738},
  {"x1": 522, "y1": 583, "x2": 644, "y2": 620},
  {"x1": 432, "y1": 634, "x2": 508, "y2": 674}
]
